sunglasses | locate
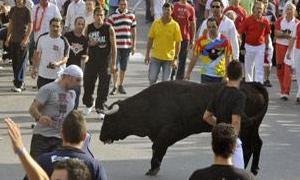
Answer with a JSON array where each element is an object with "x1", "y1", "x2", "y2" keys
[{"x1": 211, "y1": 5, "x2": 221, "y2": 9}]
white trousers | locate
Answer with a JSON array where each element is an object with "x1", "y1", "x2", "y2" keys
[
  {"x1": 232, "y1": 138, "x2": 245, "y2": 169},
  {"x1": 153, "y1": 0, "x2": 165, "y2": 19},
  {"x1": 294, "y1": 49, "x2": 300, "y2": 97},
  {"x1": 244, "y1": 43, "x2": 266, "y2": 83}
]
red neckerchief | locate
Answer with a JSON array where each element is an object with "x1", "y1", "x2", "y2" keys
[{"x1": 34, "y1": 4, "x2": 47, "y2": 32}]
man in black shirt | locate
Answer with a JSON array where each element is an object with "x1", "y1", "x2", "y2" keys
[
  {"x1": 189, "y1": 123, "x2": 255, "y2": 180},
  {"x1": 37, "y1": 110, "x2": 107, "y2": 180},
  {"x1": 203, "y1": 60, "x2": 246, "y2": 169},
  {"x1": 6, "y1": 0, "x2": 32, "y2": 92},
  {"x1": 64, "y1": 16, "x2": 89, "y2": 109},
  {"x1": 82, "y1": 6, "x2": 117, "y2": 117}
]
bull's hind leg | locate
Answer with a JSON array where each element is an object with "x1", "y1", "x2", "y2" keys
[
  {"x1": 251, "y1": 131, "x2": 263, "y2": 175},
  {"x1": 146, "y1": 126, "x2": 186, "y2": 176},
  {"x1": 242, "y1": 144, "x2": 253, "y2": 169}
]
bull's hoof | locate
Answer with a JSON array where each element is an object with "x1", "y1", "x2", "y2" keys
[
  {"x1": 145, "y1": 168, "x2": 160, "y2": 176},
  {"x1": 251, "y1": 167, "x2": 259, "y2": 175}
]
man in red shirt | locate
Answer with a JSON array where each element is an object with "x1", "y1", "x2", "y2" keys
[
  {"x1": 224, "y1": 0, "x2": 247, "y2": 29},
  {"x1": 239, "y1": 1, "x2": 271, "y2": 83},
  {"x1": 274, "y1": 2, "x2": 297, "y2": 100},
  {"x1": 171, "y1": 0, "x2": 196, "y2": 80}
]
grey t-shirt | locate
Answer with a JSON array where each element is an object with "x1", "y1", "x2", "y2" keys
[{"x1": 33, "y1": 81, "x2": 75, "y2": 138}]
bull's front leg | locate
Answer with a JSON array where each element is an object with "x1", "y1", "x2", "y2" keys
[
  {"x1": 145, "y1": 143, "x2": 168, "y2": 176},
  {"x1": 145, "y1": 126, "x2": 186, "y2": 176}
]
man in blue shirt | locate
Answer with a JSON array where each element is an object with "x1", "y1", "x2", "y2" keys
[{"x1": 37, "y1": 110, "x2": 107, "y2": 180}]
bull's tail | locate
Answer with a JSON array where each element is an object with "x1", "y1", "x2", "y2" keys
[{"x1": 249, "y1": 82, "x2": 269, "y2": 124}]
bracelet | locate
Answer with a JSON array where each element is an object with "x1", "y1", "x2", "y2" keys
[{"x1": 15, "y1": 147, "x2": 27, "y2": 157}]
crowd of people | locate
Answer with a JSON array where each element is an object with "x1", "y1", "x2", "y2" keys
[{"x1": 1, "y1": 0, "x2": 300, "y2": 179}]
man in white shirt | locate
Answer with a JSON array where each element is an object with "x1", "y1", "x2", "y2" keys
[
  {"x1": 64, "y1": 0, "x2": 85, "y2": 32},
  {"x1": 32, "y1": 0, "x2": 62, "y2": 42},
  {"x1": 151, "y1": 0, "x2": 167, "y2": 20},
  {"x1": 32, "y1": 18, "x2": 70, "y2": 89},
  {"x1": 83, "y1": 0, "x2": 95, "y2": 28},
  {"x1": 205, "y1": 0, "x2": 229, "y2": 18},
  {"x1": 198, "y1": 0, "x2": 239, "y2": 61}
]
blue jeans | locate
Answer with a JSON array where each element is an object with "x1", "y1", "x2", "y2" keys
[
  {"x1": 171, "y1": 40, "x2": 189, "y2": 80},
  {"x1": 201, "y1": 74, "x2": 223, "y2": 83},
  {"x1": 148, "y1": 58, "x2": 172, "y2": 85}
]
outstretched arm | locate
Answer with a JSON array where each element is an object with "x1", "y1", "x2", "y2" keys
[{"x1": 4, "y1": 118, "x2": 49, "y2": 180}]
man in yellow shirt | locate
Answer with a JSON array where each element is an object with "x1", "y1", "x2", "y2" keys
[{"x1": 145, "y1": 2, "x2": 182, "y2": 86}]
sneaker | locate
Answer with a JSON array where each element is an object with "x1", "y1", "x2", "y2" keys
[
  {"x1": 280, "y1": 94, "x2": 288, "y2": 101},
  {"x1": 296, "y1": 98, "x2": 300, "y2": 105},
  {"x1": 109, "y1": 87, "x2": 118, "y2": 95},
  {"x1": 263, "y1": 80, "x2": 272, "y2": 87},
  {"x1": 11, "y1": 87, "x2": 22, "y2": 93},
  {"x1": 3, "y1": 58, "x2": 12, "y2": 64},
  {"x1": 96, "y1": 103, "x2": 109, "y2": 112},
  {"x1": 98, "y1": 113, "x2": 105, "y2": 120},
  {"x1": 118, "y1": 85, "x2": 126, "y2": 94},
  {"x1": 83, "y1": 106, "x2": 93, "y2": 116},
  {"x1": 21, "y1": 83, "x2": 26, "y2": 91}
]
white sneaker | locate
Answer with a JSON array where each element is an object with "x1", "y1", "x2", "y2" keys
[
  {"x1": 83, "y1": 106, "x2": 93, "y2": 116},
  {"x1": 3, "y1": 58, "x2": 12, "y2": 64},
  {"x1": 11, "y1": 87, "x2": 22, "y2": 93},
  {"x1": 99, "y1": 113, "x2": 105, "y2": 120}
]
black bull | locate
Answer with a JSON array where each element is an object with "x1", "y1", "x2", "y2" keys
[{"x1": 100, "y1": 80, "x2": 269, "y2": 176}]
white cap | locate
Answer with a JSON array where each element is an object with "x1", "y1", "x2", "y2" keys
[{"x1": 61, "y1": 65, "x2": 83, "y2": 78}]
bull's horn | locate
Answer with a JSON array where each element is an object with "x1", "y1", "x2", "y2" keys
[{"x1": 104, "y1": 104, "x2": 119, "y2": 115}]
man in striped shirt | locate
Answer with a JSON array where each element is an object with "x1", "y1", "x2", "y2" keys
[{"x1": 106, "y1": 0, "x2": 136, "y2": 94}]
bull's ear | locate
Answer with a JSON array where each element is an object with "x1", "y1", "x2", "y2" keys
[{"x1": 103, "y1": 104, "x2": 119, "y2": 115}]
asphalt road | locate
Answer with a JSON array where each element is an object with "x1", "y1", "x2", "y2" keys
[{"x1": 1, "y1": 1, "x2": 300, "y2": 180}]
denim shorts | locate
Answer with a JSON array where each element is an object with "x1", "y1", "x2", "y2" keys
[{"x1": 117, "y1": 48, "x2": 131, "y2": 71}]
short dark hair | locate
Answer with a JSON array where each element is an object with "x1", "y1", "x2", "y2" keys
[
  {"x1": 227, "y1": 60, "x2": 243, "y2": 81},
  {"x1": 62, "y1": 110, "x2": 87, "y2": 144},
  {"x1": 49, "y1": 17, "x2": 62, "y2": 25},
  {"x1": 211, "y1": 0, "x2": 224, "y2": 7},
  {"x1": 94, "y1": 6, "x2": 105, "y2": 15},
  {"x1": 53, "y1": 159, "x2": 91, "y2": 180},
  {"x1": 212, "y1": 123, "x2": 237, "y2": 159},
  {"x1": 162, "y1": 2, "x2": 174, "y2": 9},
  {"x1": 74, "y1": 16, "x2": 85, "y2": 25},
  {"x1": 207, "y1": 17, "x2": 218, "y2": 26}
]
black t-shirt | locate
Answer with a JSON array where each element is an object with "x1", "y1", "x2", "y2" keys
[
  {"x1": 8, "y1": 6, "x2": 32, "y2": 43},
  {"x1": 189, "y1": 165, "x2": 255, "y2": 180},
  {"x1": 207, "y1": 86, "x2": 246, "y2": 124},
  {"x1": 37, "y1": 146, "x2": 107, "y2": 180},
  {"x1": 86, "y1": 23, "x2": 111, "y2": 68},
  {"x1": 64, "y1": 31, "x2": 88, "y2": 67}
]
